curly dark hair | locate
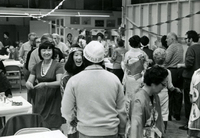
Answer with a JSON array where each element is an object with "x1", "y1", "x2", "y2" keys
[{"x1": 144, "y1": 65, "x2": 168, "y2": 86}]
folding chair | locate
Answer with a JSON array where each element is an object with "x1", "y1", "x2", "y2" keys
[
  {"x1": 0, "y1": 113, "x2": 45, "y2": 136},
  {"x1": 5, "y1": 65, "x2": 22, "y2": 93},
  {"x1": 14, "y1": 127, "x2": 51, "y2": 135}
]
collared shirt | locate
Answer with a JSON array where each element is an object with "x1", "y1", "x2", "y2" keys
[{"x1": 19, "y1": 41, "x2": 32, "y2": 63}]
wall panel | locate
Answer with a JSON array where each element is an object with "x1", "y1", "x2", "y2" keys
[{"x1": 125, "y1": 0, "x2": 200, "y2": 47}]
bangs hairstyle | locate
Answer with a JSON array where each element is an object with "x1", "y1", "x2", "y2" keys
[
  {"x1": 64, "y1": 44, "x2": 84, "y2": 75},
  {"x1": 38, "y1": 41, "x2": 55, "y2": 60},
  {"x1": 144, "y1": 65, "x2": 168, "y2": 86}
]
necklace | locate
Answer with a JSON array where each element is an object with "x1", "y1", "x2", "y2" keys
[{"x1": 41, "y1": 59, "x2": 53, "y2": 77}]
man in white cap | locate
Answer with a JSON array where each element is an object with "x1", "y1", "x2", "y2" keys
[{"x1": 61, "y1": 41, "x2": 126, "y2": 138}]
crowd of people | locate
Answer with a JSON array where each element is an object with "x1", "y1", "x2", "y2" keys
[{"x1": 0, "y1": 29, "x2": 200, "y2": 138}]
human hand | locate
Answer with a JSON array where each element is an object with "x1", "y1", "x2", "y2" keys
[
  {"x1": 19, "y1": 58, "x2": 24, "y2": 64},
  {"x1": 148, "y1": 59, "x2": 153, "y2": 64},
  {"x1": 175, "y1": 87, "x2": 182, "y2": 93},
  {"x1": 60, "y1": 58, "x2": 65, "y2": 63},
  {"x1": 177, "y1": 63, "x2": 185, "y2": 68},
  {"x1": 70, "y1": 117, "x2": 78, "y2": 127},
  {"x1": 26, "y1": 81, "x2": 34, "y2": 90},
  {"x1": 34, "y1": 82, "x2": 46, "y2": 89}
]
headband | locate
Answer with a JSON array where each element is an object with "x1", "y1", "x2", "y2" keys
[{"x1": 69, "y1": 47, "x2": 83, "y2": 54}]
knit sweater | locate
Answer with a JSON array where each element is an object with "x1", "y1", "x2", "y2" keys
[
  {"x1": 61, "y1": 65, "x2": 127, "y2": 136},
  {"x1": 182, "y1": 43, "x2": 200, "y2": 79},
  {"x1": 165, "y1": 42, "x2": 184, "y2": 68}
]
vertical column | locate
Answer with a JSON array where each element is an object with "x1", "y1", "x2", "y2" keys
[
  {"x1": 148, "y1": 4, "x2": 151, "y2": 40},
  {"x1": 189, "y1": 0, "x2": 193, "y2": 30},
  {"x1": 157, "y1": 3, "x2": 161, "y2": 36},
  {"x1": 177, "y1": 0, "x2": 181, "y2": 37},
  {"x1": 138, "y1": 4, "x2": 143, "y2": 36},
  {"x1": 166, "y1": 2, "x2": 171, "y2": 33}
]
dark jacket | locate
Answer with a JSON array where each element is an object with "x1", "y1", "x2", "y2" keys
[{"x1": 182, "y1": 44, "x2": 200, "y2": 79}]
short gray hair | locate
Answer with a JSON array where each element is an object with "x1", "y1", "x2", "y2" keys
[{"x1": 153, "y1": 48, "x2": 166, "y2": 65}]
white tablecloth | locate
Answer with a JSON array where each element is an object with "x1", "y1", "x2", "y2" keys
[
  {"x1": 0, "y1": 130, "x2": 67, "y2": 138},
  {"x1": 0, "y1": 55, "x2": 9, "y2": 60},
  {"x1": 3, "y1": 59, "x2": 23, "y2": 68},
  {"x1": 0, "y1": 96, "x2": 32, "y2": 120}
]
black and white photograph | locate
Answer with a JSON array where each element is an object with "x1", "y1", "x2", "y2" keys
[{"x1": 0, "y1": 0, "x2": 200, "y2": 138}]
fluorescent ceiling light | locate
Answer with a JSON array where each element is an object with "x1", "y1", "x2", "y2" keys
[
  {"x1": 75, "y1": 12, "x2": 110, "y2": 17},
  {"x1": 75, "y1": 15, "x2": 110, "y2": 17},
  {"x1": 0, "y1": 15, "x2": 30, "y2": 17},
  {"x1": 0, "y1": 13, "x2": 25, "y2": 15}
]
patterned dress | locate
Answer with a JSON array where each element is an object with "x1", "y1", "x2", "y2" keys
[
  {"x1": 188, "y1": 68, "x2": 200, "y2": 137},
  {"x1": 127, "y1": 88, "x2": 164, "y2": 138},
  {"x1": 31, "y1": 60, "x2": 64, "y2": 129}
]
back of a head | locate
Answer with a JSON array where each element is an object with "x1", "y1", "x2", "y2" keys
[
  {"x1": 161, "y1": 35, "x2": 168, "y2": 49},
  {"x1": 168, "y1": 32, "x2": 178, "y2": 41},
  {"x1": 141, "y1": 36, "x2": 149, "y2": 46},
  {"x1": 129, "y1": 35, "x2": 141, "y2": 48},
  {"x1": 52, "y1": 33, "x2": 60, "y2": 39},
  {"x1": 117, "y1": 39, "x2": 124, "y2": 47},
  {"x1": 186, "y1": 30, "x2": 199, "y2": 42},
  {"x1": 153, "y1": 48, "x2": 166, "y2": 65},
  {"x1": 97, "y1": 33, "x2": 104, "y2": 39},
  {"x1": 41, "y1": 33, "x2": 53, "y2": 43},
  {"x1": 83, "y1": 41, "x2": 104, "y2": 65}
]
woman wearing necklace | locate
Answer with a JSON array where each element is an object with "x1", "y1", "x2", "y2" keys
[
  {"x1": 128, "y1": 65, "x2": 168, "y2": 138},
  {"x1": 26, "y1": 41, "x2": 64, "y2": 129}
]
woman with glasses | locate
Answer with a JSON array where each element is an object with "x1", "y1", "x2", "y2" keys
[
  {"x1": 128, "y1": 65, "x2": 168, "y2": 138},
  {"x1": 26, "y1": 41, "x2": 64, "y2": 129}
]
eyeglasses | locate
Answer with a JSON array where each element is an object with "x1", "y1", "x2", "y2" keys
[{"x1": 160, "y1": 82, "x2": 167, "y2": 87}]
